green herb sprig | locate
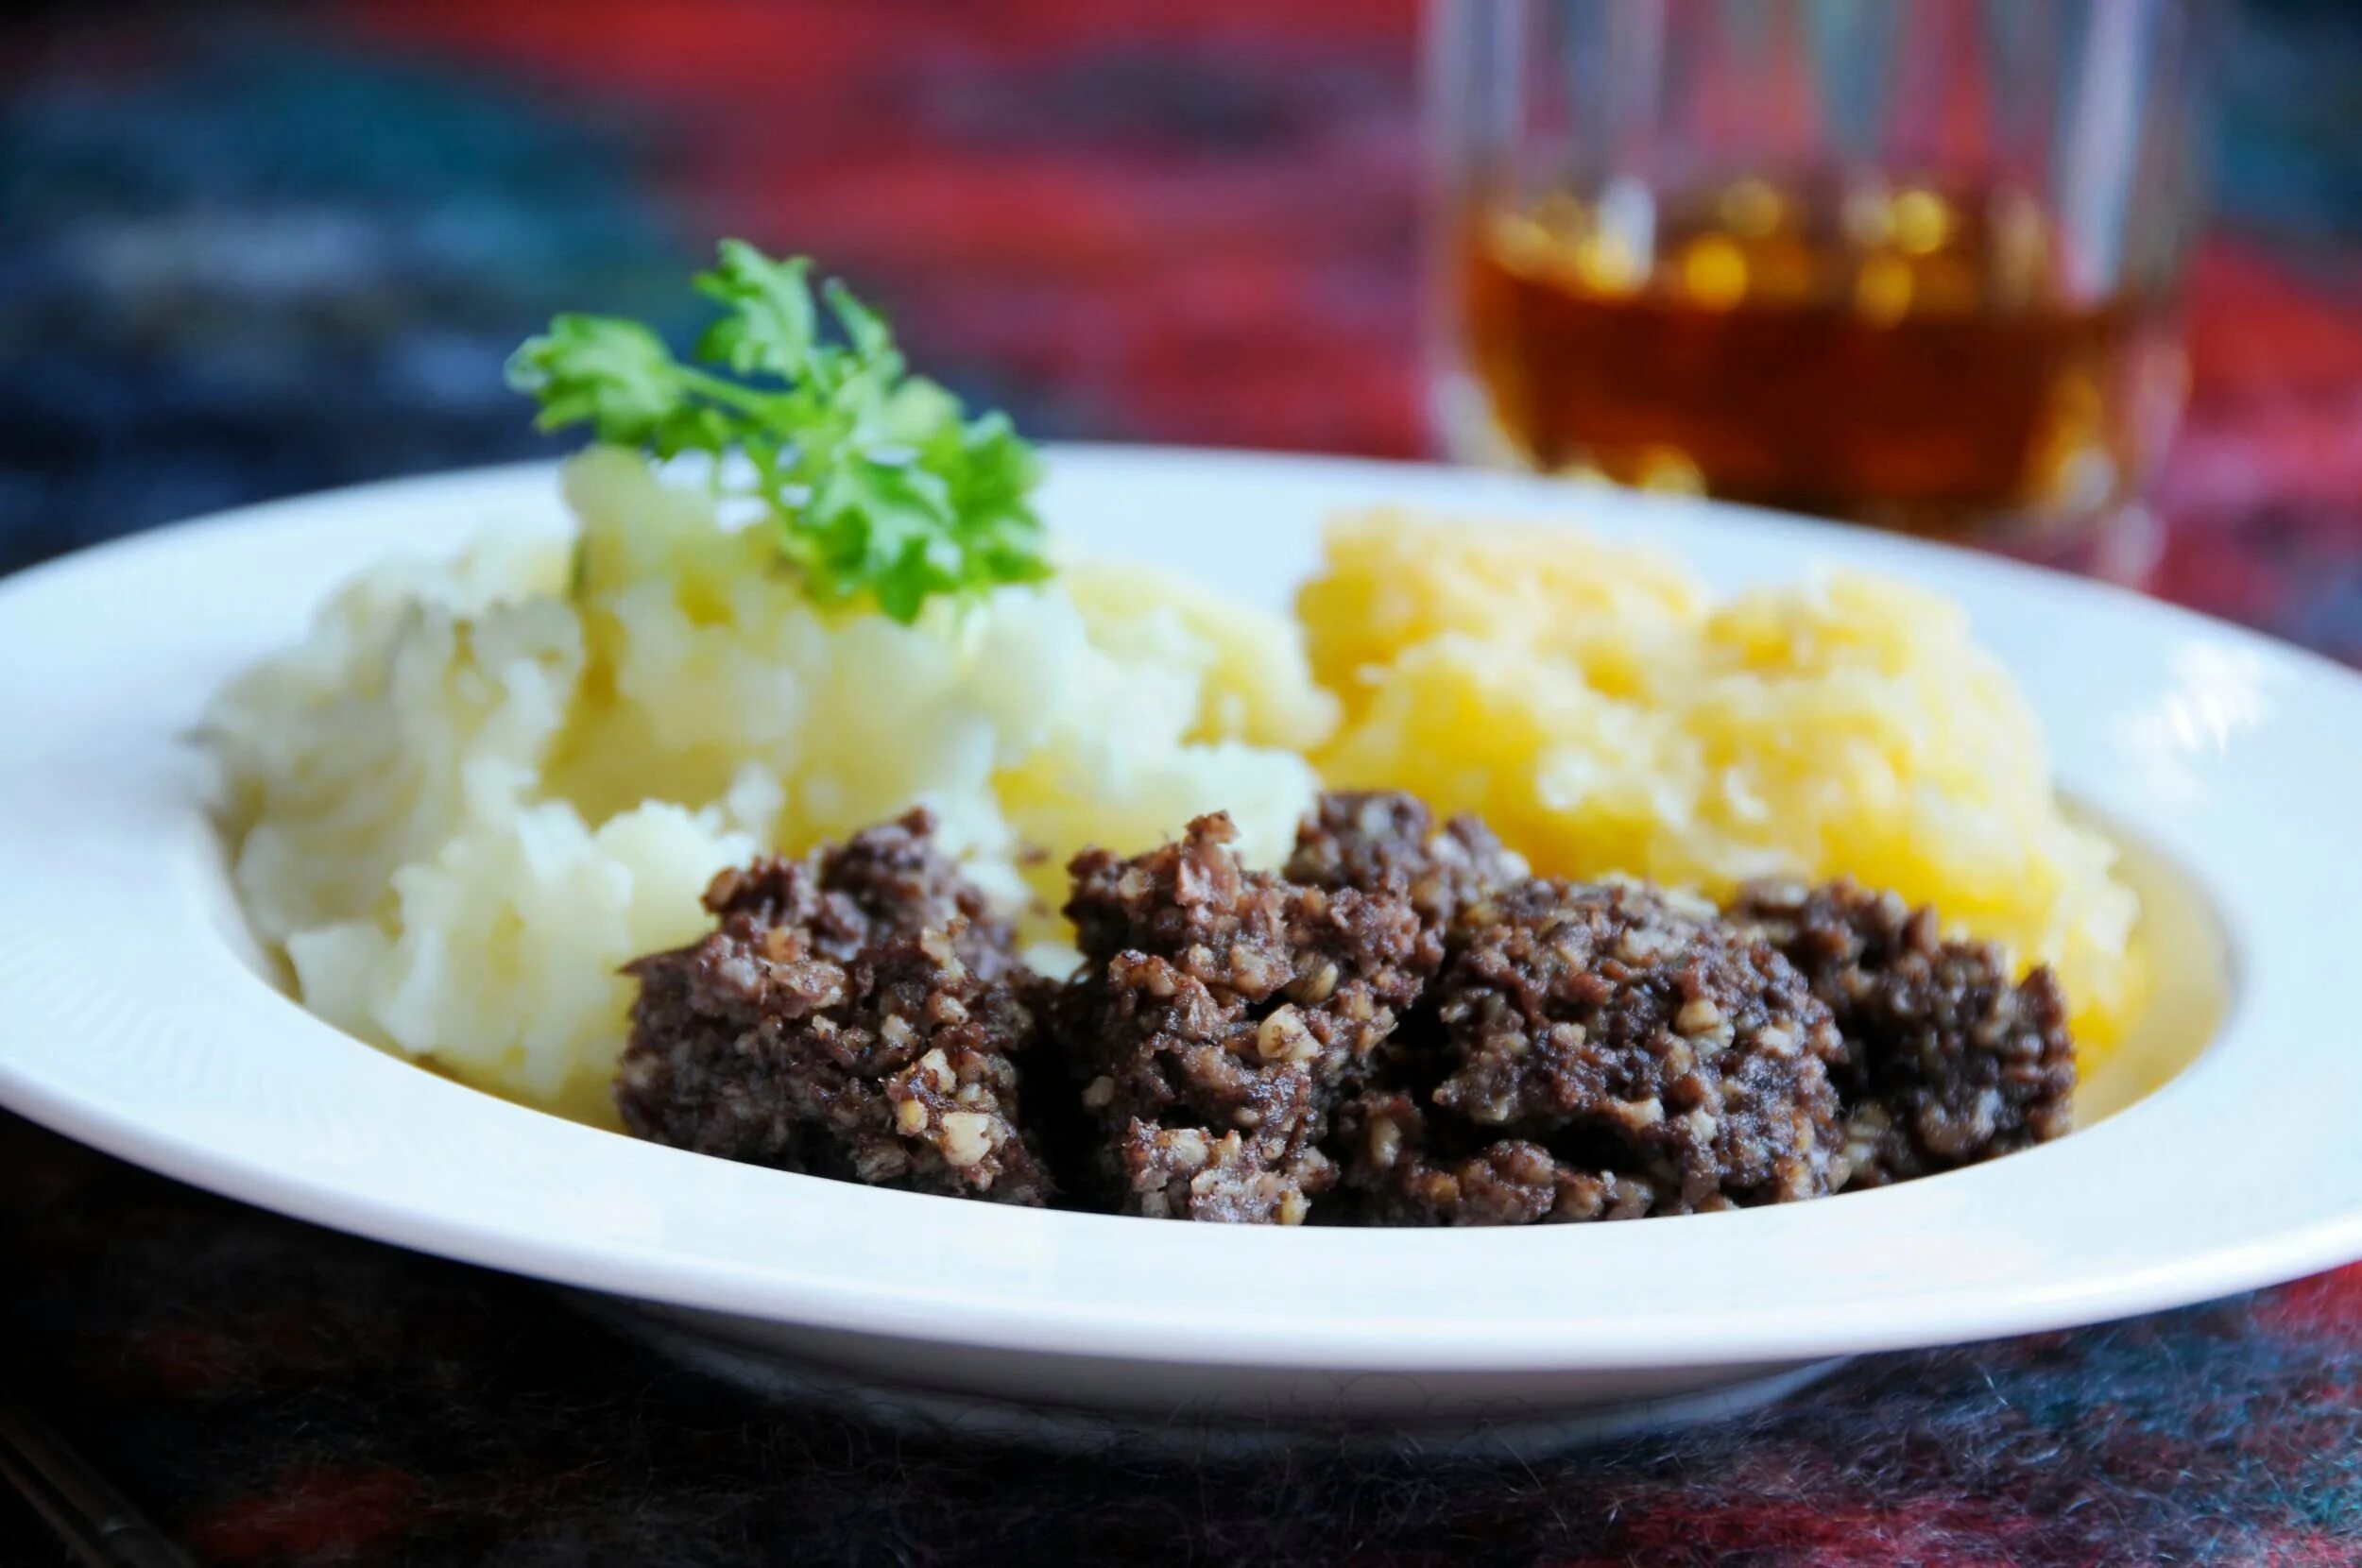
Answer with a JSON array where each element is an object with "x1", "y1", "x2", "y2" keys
[{"x1": 505, "y1": 241, "x2": 1050, "y2": 622}]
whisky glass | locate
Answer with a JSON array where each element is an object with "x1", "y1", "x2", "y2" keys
[{"x1": 1426, "y1": 0, "x2": 2209, "y2": 557}]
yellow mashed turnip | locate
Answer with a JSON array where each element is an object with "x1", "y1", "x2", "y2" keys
[{"x1": 1298, "y1": 508, "x2": 2141, "y2": 1055}]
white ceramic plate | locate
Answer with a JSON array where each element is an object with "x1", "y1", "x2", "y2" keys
[{"x1": 5, "y1": 448, "x2": 2360, "y2": 1452}]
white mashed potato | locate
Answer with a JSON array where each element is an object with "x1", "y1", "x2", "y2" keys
[{"x1": 207, "y1": 450, "x2": 1335, "y2": 1122}]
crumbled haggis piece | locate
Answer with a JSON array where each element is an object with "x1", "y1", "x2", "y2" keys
[
  {"x1": 1428, "y1": 878, "x2": 1848, "y2": 1213},
  {"x1": 1116, "y1": 1121, "x2": 1326, "y2": 1225},
  {"x1": 1333, "y1": 1090, "x2": 1667, "y2": 1225},
  {"x1": 616, "y1": 810, "x2": 1053, "y2": 1204},
  {"x1": 1285, "y1": 790, "x2": 1527, "y2": 934},
  {"x1": 1059, "y1": 811, "x2": 1433, "y2": 1222},
  {"x1": 697, "y1": 808, "x2": 1019, "y2": 981},
  {"x1": 1726, "y1": 878, "x2": 2076, "y2": 1186},
  {"x1": 1281, "y1": 791, "x2": 1523, "y2": 1098}
]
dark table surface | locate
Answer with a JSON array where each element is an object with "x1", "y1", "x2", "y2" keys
[{"x1": 7, "y1": 3, "x2": 2362, "y2": 1563}]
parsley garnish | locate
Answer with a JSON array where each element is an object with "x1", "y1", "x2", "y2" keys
[{"x1": 505, "y1": 241, "x2": 1050, "y2": 622}]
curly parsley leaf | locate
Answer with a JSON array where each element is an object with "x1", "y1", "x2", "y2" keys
[
  {"x1": 505, "y1": 241, "x2": 1050, "y2": 622},
  {"x1": 693, "y1": 243, "x2": 816, "y2": 378}
]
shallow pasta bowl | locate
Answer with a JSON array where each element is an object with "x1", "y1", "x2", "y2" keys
[{"x1": 2, "y1": 447, "x2": 2359, "y2": 1453}]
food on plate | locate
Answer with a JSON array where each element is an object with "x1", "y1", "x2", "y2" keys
[
  {"x1": 1055, "y1": 810, "x2": 1436, "y2": 1222},
  {"x1": 205, "y1": 247, "x2": 1329, "y2": 1121},
  {"x1": 617, "y1": 810, "x2": 1055, "y2": 1205},
  {"x1": 1412, "y1": 878, "x2": 1847, "y2": 1213},
  {"x1": 1725, "y1": 878, "x2": 2075, "y2": 1187},
  {"x1": 617, "y1": 790, "x2": 2074, "y2": 1223},
  {"x1": 1284, "y1": 789, "x2": 1527, "y2": 934},
  {"x1": 202, "y1": 243, "x2": 2138, "y2": 1219},
  {"x1": 1301, "y1": 509, "x2": 2141, "y2": 1053}
]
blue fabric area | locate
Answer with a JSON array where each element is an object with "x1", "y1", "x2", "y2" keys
[{"x1": 1, "y1": 26, "x2": 687, "y2": 569}]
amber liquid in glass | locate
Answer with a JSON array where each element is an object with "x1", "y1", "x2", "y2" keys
[{"x1": 1462, "y1": 179, "x2": 2171, "y2": 538}]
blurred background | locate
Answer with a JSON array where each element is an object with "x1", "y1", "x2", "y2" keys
[{"x1": 4, "y1": 0, "x2": 2358, "y2": 656}]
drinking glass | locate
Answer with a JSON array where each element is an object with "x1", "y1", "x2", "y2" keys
[{"x1": 1426, "y1": 0, "x2": 2210, "y2": 559}]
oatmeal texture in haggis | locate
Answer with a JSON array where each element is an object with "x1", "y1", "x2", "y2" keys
[
  {"x1": 616, "y1": 810, "x2": 1054, "y2": 1204},
  {"x1": 613, "y1": 794, "x2": 2080, "y2": 1224},
  {"x1": 1284, "y1": 789, "x2": 1527, "y2": 934},
  {"x1": 1336, "y1": 878, "x2": 1850, "y2": 1221},
  {"x1": 1727, "y1": 878, "x2": 2077, "y2": 1186},
  {"x1": 1058, "y1": 811, "x2": 1436, "y2": 1222}
]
